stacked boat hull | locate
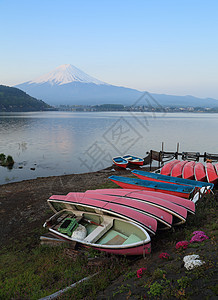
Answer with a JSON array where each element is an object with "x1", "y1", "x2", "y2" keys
[
  {"x1": 44, "y1": 186, "x2": 198, "y2": 256},
  {"x1": 158, "y1": 160, "x2": 218, "y2": 185}
]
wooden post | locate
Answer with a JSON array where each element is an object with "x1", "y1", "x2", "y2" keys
[
  {"x1": 175, "y1": 142, "x2": 179, "y2": 159},
  {"x1": 158, "y1": 151, "x2": 161, "y2": 168},
  {"x1": 150, "y1": 150, "x2": 152, "y2": 171}
]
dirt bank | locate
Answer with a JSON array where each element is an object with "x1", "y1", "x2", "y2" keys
[{"x1": 0, "y1": 167, "x2": 135, "y2": 247}]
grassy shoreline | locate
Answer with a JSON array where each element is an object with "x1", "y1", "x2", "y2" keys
[{"x1": 0, "y1": 171, "x2": 217, "y2": 299}]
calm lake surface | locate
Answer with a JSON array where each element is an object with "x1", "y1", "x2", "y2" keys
[{"x1": 0, "y1": 111, "x2": 217, "y2": 185}]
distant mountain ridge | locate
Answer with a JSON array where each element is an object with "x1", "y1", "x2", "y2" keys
[
  {"x1": 0, "y1": 85, "x2": 52, "y2": 112},
  {"x1": 15, "y1": 64, "x2": 218, "y2": 108}
]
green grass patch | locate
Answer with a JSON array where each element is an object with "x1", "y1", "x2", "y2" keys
[
  {"x1": 0, "y1": 244, "x2": 89, "y2": 299},
  {"x1": 0, "y1": 228, "x2": 129, "y2": 300}
]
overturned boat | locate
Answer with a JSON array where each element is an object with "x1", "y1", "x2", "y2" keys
[
  {"x1": 109, "y1": 175, "x2": 199, "y2": 200},
  {"x1": 131, "y1": 169, "x2": 213, "y2": 192}
]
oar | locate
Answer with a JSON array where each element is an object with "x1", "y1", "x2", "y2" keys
[{"x1": 83, "y1": 218, "x2": 103, "y2": 226}]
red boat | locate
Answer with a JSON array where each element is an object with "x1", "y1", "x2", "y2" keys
[
  {"x1": 160, "y1": 160, "x2": 180, "y2": 176},
  {"x1": 194, "y1": 162, "x2": 206, "y2": 182},
  {"x1": 206, "y1": 163, "x2": 218, "y2": 185},
  {"x1": 171, "y1": 161, "x2": 188, "y2": 178},
  {"x1": 122, "y1": 155, "x2": 144, "y2": 166},
  {"x1": 182, "y1": 161, "x2": 195, "y2": 180},
  {"x1": 215, "y1": 163, "x2": 218, "y2": 175},
  {"x1": 112, "y1": 156, "x2": 128, "y2": 168}
]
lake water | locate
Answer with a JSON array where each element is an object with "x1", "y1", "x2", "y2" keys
[{"x1": 0, "y1": 111, "x2": 217, "y2": 185}]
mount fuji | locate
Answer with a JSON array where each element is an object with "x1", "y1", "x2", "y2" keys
[
  {"x1": 15, "y1": 64, "x2": 141, "y2": 106},
  {"x1": 26, "y1": 64, "x2": 107, "y2": 86},
  {"x1": 15, "y1": 64, "x2": 218, "y2": 107}
]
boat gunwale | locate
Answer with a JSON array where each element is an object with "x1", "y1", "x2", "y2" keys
[
  {"x1": 109, "y1": 175, "x2": 195, "y2": 194},
  {"x1": 131, "y1": 169, "x2": 213, "y2": 189},
  {"x1": 48, "y1": 198, "x2": 157, "y2": 235},
  {"x1": 45, "y1": 208, "x2": 151, "y2": 250},
  {"x1": 49, "y1": 192, "x2": 187, "y2": 226},
  {"x1": 93, "y1": 188, "x2": 196, "y2": 211},
  {"x1": 84, "y1": 192, "x2": 172, "y2": 229},
  {"x1": 194, "y1": 162, "x2": 207, "y2": 182}
]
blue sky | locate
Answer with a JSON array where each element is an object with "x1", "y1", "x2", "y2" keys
[{"x1": 1, "y1": 0, "x2": 218, "y2": 98}]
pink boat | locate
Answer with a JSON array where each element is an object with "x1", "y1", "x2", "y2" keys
[
  {"x1": 171, "y1": 161, "x2": 188, "y2": 178},
  {"x1": 206, "y1": 163, "x2": 218, "y2": 185},
  {"x1": 160, "y1": 160, "x2": 180, "y2": 176},
  {"x1": 194, "y1": 163, "x2": 206, "y2": 182},
  {"x1": 182, "y1": 161, "x2": 195, "y2": 180},
  {"x1": 84, "y1": 191, "x2": 173, "y2": 229},
  {"x1": 49, "y1": 194, "x2": 157, "y2": 235},
  {"x1": 93, "y1": 188, "x2": 195, "y2": 215},
  {"x1": 46, "y1": 195, "x2": 152, "y2": 256},
  {"x1": 84, "y1": 189, "x2": 188, "y2": 226}
]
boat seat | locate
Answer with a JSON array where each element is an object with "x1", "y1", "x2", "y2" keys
[
  {"x1": 122, "y1": 234, "x2": 141, "y2": 245},
  {"x1": 83, "y1": 219, "x2": 113, "y2": 243}
]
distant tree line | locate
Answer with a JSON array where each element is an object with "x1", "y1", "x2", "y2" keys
[{"x1": 0, "y1": 85, "x2": 52, "y2": 112}]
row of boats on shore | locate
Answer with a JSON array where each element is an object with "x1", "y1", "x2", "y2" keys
[
  {"x1": 159, "y1": 159, "x2": 218, "y2": 185},
  {"x1": 112, "y1": 154, "x2": 144, "y2": 168},
  {"x1": 112, "y1": 154, "x2": 218, "y2": 186},
  {"x1": 42, "y1": 158, "x2": 216, "y2": 256}
]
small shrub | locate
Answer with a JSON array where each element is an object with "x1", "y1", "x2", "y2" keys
[
  {"x1": 123, "y1": 270, "x2": 136, "y2": 280},
  {"x1": 0, "y1": 153, "x2": 14, "y2": 168},
  {"x1": 0, "y1": 153, "x2": 6, "y2": 162},
  {"x1": 152, "y1": 268, "x2": 166, "y2": 280},
  {"x1": 148, "y1": 281, "x2": 163, "y2": 297},
  {"x1": 177, "y1": 276, "x2": 192, "y2": 288},
  {"x1": 5, "y1": 155, "x2": 14, "y2": 167}
]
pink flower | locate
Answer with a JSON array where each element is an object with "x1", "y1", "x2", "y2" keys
[
  {"x1": 190, "y1": 232, "x2": 209, "y2": 243},
  {"x1": 192, "y1": 231, "x2": 206, "y2": 236},
  {"x1": 159, "y1": 252, "x2": 170, "y2": 259},
  {"x1": 136, "y1": 267, "x2": 147, "y2": 278},
  {"x1": 175, "y1": 241, "x2": 189, "y2": 250}
]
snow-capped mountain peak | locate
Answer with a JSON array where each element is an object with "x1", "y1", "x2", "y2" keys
[{"x1": 29, "y1": 64, "x2": 106, "y2": 86}]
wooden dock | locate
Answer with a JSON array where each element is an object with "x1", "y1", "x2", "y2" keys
[{"x1": 145, "y1": 143, "x2": 218, "y2": 170}]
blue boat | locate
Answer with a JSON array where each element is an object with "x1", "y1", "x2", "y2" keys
[
  {"x1": 109, "y1": 175, "x2": 198, "y2": 200},
  {"x1": 112, "y1": 156, "x2": 128, "y2": 168},
  {"x1": 131, "y1": 169, "x2": 214, "y2": 190}
]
